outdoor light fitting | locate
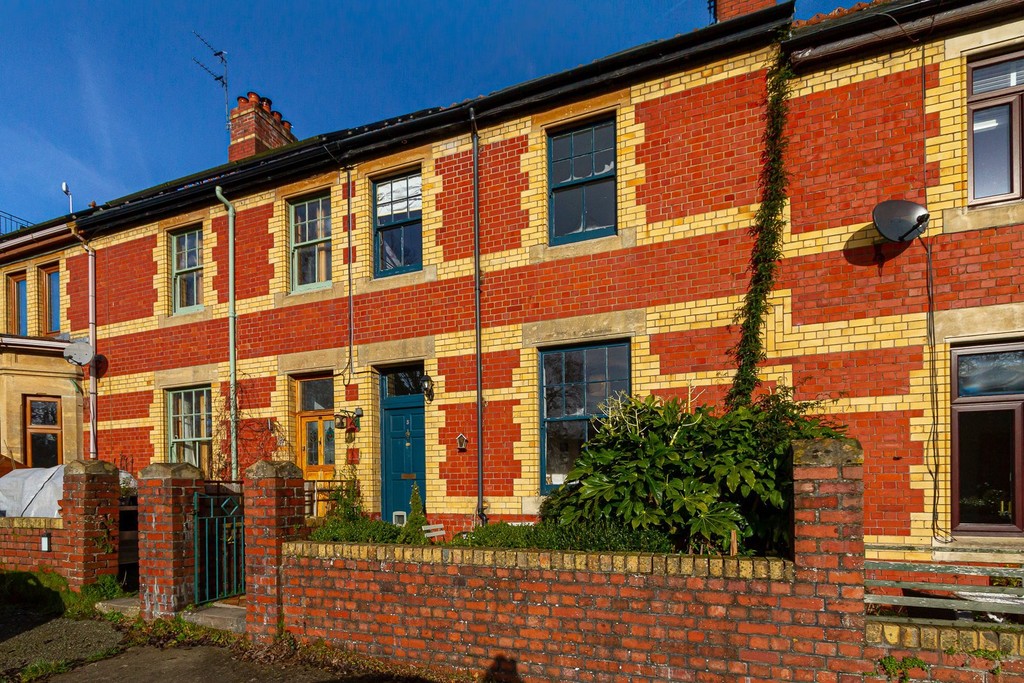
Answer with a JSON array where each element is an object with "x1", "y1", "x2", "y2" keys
[
  {"x1": 41, "y1": 531, "x2": 51, "y2": 553},
  {"x1": 420, "y1": 374, "x2": 435, "y2": 402},
  {"x1": 457, "y1": 433, "x2": 469, "y2": 451}
]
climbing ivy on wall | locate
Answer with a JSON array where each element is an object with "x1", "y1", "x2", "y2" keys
[{"x1": 727, "y1": 47, "x2": 793, "y2": 408}]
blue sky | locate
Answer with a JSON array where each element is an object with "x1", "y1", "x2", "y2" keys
[{"x1": 2, "y1": 0, "x2": 844, "y2": 225}]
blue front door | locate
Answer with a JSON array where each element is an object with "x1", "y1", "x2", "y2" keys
[{"x1": 380, "y1": 367, "x2": 426, "y2": 523}]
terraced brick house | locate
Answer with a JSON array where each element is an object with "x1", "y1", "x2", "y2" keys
[{"x1": 1, "y1": 0, "x2": 1022, "y2": 564}]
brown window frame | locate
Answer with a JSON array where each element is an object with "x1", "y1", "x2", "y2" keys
[
  {"x1": 967, "y1": 49, "x2": 1024, "y2": 206},
  {"x1": 7, "y1": 271, "x2": 27, "y2": 336},
  {"x1": 24, "y1": 396, "x2": 62, "y2": 468},
  {"x1": 40, "y1": 264, "x2": 60, "y2": 336},
  {"x1": 951, "y1": 341, "x2": 1024, "y2": 534}
]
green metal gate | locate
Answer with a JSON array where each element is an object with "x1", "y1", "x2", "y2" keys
[{"x1": 193, "y1": 482, "x2": 245, "y2": 605}]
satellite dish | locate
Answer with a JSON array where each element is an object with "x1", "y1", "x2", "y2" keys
[
  {"x1": 872, "y1": 200, "x2": 929, "y2": 242},
  {"x1": 63, "y1": 341, "x2": 95, "y2": 367}
]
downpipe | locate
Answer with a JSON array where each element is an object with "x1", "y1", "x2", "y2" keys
[
  {"x1": 69, "y1": 225, "x2": 98, "y2": 460},
  {"x1": 215, "y1": 187, "x2": 239, "y2": 480},
  {"x1": 470, "y1": 108, "x2": 488, "y2": 526}
]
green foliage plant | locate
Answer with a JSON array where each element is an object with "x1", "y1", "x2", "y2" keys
[
  {"x1": 545, "y1": 389, "x2": 842, "y2": 555},
  {"x1": 878, "y1": 655, "x2": 928, "y2": 682},
  {"x1": 727, "y1": 47, "x2": 793, "y2": 408},
  {"x1": 450, "y1": 519, "x2": 673, "y2": 553},
  {"x1": 396, "y1": 485, "x2": 428, "y2": 545}
]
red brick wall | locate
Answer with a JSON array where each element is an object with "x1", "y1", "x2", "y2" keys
[
  {"x1": 213, "y1": 204, "x2": 276, "y2": 302},
  {"x1": 0, "y1": 522, "x2": 66, "y2": 574},
  {"x1": 636, "y1": 71, "x2": 765, "y2": 223},
  {"x1": 68, "y1": 235, "x2": 157, "y2": 329},
  {"x1": 717, "y1": 0, "x2": 776, "y2": 21}
]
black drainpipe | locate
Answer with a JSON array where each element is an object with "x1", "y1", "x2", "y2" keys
[{"x1": 470, "y1": 108, "x2": 488, "y2": 526}]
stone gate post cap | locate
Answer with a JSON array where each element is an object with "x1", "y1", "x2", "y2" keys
[
  {"x1": 245, "y1": 460, "x2": 303, "y2": 481},
  {"x1": 792, "y1": 438, "x2": 863, "y2": 467},
  {"x1": 138, "y1": 462, "x2": 204, "y2": 480},
  {"x1": 63, "y1": 459, "x2": 119, "y2": 476}
]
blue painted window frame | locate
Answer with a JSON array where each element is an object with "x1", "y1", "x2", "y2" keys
[
  {"x1": 373, "y1": 171, "x2": 423, "y2": 278},
  {"x1": 171, "y1": 228, "x2": 203, "y2": 314},
  {"x1": 290, "y1": 194, "x2": 332, "y2": 291},
  {"x1": 539, "y1": 341, "x2": 630, "y2": 493},
  {"x1": 547, "y1": 118, "x2": 617, "y2": 246}
]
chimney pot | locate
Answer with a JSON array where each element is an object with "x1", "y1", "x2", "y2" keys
[{"x1": 229, "y1": 91, "x2": 297, "y2": 162}]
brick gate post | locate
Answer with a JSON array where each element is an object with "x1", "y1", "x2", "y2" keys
[
  {"x1": 137, "y1": 462, "x2": 204, "y2": 620},
  {"x1": 791, "y1": 437, "x2": 869, "y2": 680},
  {"x1": 61, "y1": 459, "x2": 120, "y2": 591},
  {"x1": 243, "y1": 460, "x2": 305, "y2": 641}
]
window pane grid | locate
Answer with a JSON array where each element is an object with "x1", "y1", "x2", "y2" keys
[
  {"x1": 541, "y1": 342, "x2": 629, "y2": 489},
  {"x1": 168, "y1": 387, "x2": 212, "y2": 469},
  {"x1": 374, "y1": 172, "x2": 423, "y2": 276},
  {"x1": 952, "y1": 343, "x2": 1024, "y2": 532},
  {"x1": 549, "y1": 119, "x2": 616, "y2": 244},
  {"x1": 291, "y1": 196, "x2": 332, "y2": 288},
  {"x1": 9, "y1": 274, "x2": 27, "y2": 336},
  {"x1": 172, "y1": 229, "x2": 203, "y2": 312},
  {"x1": 969, "y1": 54, "x2": 1023, "y2": 204}
]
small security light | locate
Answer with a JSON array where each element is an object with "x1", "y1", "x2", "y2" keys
[{"x1": 41, "y1": 531, "x2": 52, "y2": 553}]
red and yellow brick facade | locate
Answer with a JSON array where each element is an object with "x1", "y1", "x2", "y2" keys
[{"x1": 1, "y1": 2, "x2": 1021, "y2": 557}]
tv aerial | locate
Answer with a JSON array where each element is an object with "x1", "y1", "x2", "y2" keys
[
  {"x1": 872, "y1": 200, "x2": 929, "y2": 242},
  {"x1": 192, "y1": 31, "x2": 229, "y2": 133}
]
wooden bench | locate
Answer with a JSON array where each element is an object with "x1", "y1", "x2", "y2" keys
[{"x1": 422, "y1": 523, "x2": 445, "y2": 541}]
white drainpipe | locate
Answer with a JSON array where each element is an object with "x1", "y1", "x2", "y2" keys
[
  {"x1": 215, "y1": 187, "x2": 239, "y2": 480},
  {"x1": 69, "y1": 225, "x2": 98, "y2": 460}
]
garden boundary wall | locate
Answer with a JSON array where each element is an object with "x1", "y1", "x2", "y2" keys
[
  {"x1": 0, "y1": 459, "x2": 119, "y2": 591},
  {"x1": 238, "y1": 440, "x2": 1024, "y2": 682}
]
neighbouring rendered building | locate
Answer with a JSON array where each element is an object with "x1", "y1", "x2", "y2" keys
[{"x1": 1, "y1": 0, "x2": 1023, "y2": 558}]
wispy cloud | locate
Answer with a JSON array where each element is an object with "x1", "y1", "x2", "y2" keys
[{"x1": 0, "y1": 123, "x2": 131, "y2": 222}]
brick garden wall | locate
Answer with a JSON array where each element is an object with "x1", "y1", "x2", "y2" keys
[
  {"x1": 235, "y1": 440, "x2": 1024, "y2": 682},
  {"x1": 0, "y1": 460, "x2": 120, "y2": 591}
]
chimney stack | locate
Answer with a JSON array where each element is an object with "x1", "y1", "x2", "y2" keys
[
  {"x1": 713, "y1": 0, "x2": 777, "y2": 22},
  {"x1": 228, "y1": 91, "x2": 298, "y2": 162}
]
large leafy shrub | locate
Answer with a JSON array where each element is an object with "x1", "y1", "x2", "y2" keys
[{"x1": 543, "y1": 389, "x2": 843, "y2": 555}]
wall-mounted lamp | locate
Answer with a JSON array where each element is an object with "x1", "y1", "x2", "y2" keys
[
  {"x1": 335, "y1": 406, "x2": 364, "y2": 433},
  {"x1": 420, "y1": 374, "x2": 435, "y2": 402},
  {"x1": 456, "y1": 433, "x2": 469, "y2": 451},
  {"x1": 41, "y1": 531, "x2": 52, "y2": 553}
]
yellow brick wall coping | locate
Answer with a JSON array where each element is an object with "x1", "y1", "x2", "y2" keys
[
  {"x1": 283, "y1": 540, "x2": 793, "y2": 579},
  {"x1": 867, "y1": 619, "x2": 1024, "y2": 655},
  {"x1": 0, "y1": 517, "x2": 63, "y2": 530}
]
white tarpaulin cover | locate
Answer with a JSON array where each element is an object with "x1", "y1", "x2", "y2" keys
[{"x1": 0, "y1": 465, "x2": 64, "y2": 518}]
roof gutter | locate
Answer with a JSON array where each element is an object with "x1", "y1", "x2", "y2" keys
[{"x1": 787, "y1": 0, "x2": 1021, "y2": 69}]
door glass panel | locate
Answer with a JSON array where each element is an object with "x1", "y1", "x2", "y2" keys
[
  {"x1": 957, "y1": 409, "x2": 1015, "y2": 525},
  {"x1": 958, "y1": 350, "x2": 1024, "y2": 397},
  {"x1": 323, "y1": 421, "x2": 335, "y2": 466},
  {"x1": 29, "y1": 400, "x2": 58, "y2": 426},
  {"x1": 305, "y1": 420, "x2": 320, "y2": 466},
  {"x1": 31, "y1": 433, "x2": 59, "y2": 468}
]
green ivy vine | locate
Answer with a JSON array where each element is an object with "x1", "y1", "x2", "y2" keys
[{"x1": 727, "y1": 47, "x2": 793, "y2": 409}]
